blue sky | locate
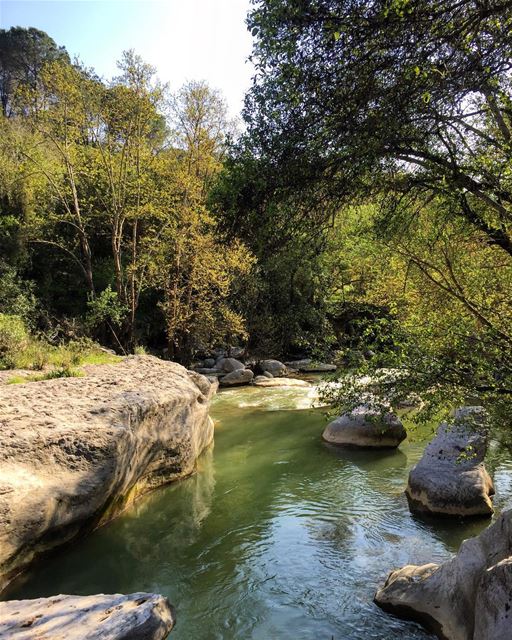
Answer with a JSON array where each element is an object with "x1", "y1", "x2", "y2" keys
[{"x1": 0, "y1": 0, "x2": 254, "y2": 117}]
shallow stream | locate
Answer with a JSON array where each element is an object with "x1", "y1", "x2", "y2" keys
[{"x1": 4, "y1": 384, "x2": 512, "y2": 639}]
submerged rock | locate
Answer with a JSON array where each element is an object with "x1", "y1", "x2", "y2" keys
[
  {"x1": 375, "y1": 509, "x2": 512, "y2": 640},
  {"x1": 0, "y1": 355, "x2": 216, "y2": 591},
  {"x1": 322, "y1": 402, "x2": 406, "y2": 448},
  {"x1": 406, "y1": 406, "x2": 494, "y2": 517},
  {"x1": 259, "y1": 359, "x2": 287, "y2": 377},
  {"x1": 220, "y1": 368, "x2": 254, "y2": 386},
  {"x1": 253, "y1": 377, "x2": 310, "y2": 387},
  {"x1": 0, "y1": 592, "x2": 175, "y2": 639}
]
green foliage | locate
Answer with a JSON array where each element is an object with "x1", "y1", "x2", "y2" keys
[
  {"x1": 86, "y1": 287, "x2": 127, "y2": 331},
  {"x1": 0, "y1": 313, "x2": 30, "y2": 368},
  {"x1": 0, "y1": 263, "x2": 37, "y2": 322}
]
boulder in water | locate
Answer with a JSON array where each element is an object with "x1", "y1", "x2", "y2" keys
[
  {"x1": 259, "y1": 359, "x2": 287, "y2": 377},
  {"x1": 405, "y1": 406, "x2": 494, "y2": 517},
  {"x1": 375, "y1": 508, "x2": 512, "y2": 640},
  {"x1": 220, "y1": 368, "x2": 254, "y2": 386},
  {"x1": 322, "y1": 401, "x2": 406, "y2": 448}
]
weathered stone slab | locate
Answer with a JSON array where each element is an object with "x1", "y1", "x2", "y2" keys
[
  {"x1": 375, "y1": 509, "x2": 512, "y2": 640},
  {"x1": 253, "y1": 377, "x2": 310, "y2": 387},
  {"x1": 0, "y1": 355, "x2": 217, "y2": 591},
  {"x1": 0, "y1": 592, "x2": 174, "y2": 639}
]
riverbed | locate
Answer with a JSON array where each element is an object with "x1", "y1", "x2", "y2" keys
[{"x1": 4, "y1": 384, "x2": 512, "y2": 639}]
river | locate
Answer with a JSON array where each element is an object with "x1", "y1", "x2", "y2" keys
[{"x1": 4, "y1": 383, "x2": 512, "y2": 639}]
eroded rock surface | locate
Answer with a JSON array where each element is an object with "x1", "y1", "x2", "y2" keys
[
  {"x1": 322, "y1": 402, "x2": 406, "y2": 448},
  {"x1": 375, "y1": 509, "x2": 512, "y2": 640},
  {"x1": 0, "y1": 592, "x2": 174, "y2": 640},
  {"x1": 406, "y1": 406, "x2": 494, "y2": 517},
  {"x1": 0, "y1": 355, "x2": 216, "y2": 591}
]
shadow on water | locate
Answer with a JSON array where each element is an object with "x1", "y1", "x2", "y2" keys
[{"x1": 3, "y1": 384, "x2": 511, "y2": 640}]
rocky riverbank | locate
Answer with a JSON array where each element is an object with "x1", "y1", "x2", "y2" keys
[{"x1": 0, "y1": 355, "x2": 217, "y2": 593}]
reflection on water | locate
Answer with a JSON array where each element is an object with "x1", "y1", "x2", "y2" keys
[{"x1": 3, "y1": 385, "x2": 512, "y2": 640}]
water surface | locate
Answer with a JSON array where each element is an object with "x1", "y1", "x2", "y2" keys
[{"x1": 4, "y1": 384, "x2": 512, "y2": 639}]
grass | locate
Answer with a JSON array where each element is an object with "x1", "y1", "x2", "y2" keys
[
  {"x1": 7, "y1": 366, "x2": 84, "y2": 384},
  {"x1": 9, "y1": 340, "x2": 121, "y2": 371}
]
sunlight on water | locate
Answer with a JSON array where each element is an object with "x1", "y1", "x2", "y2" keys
[{"x1": 4, "y1": 384, "x2": 511, "y2": 640}]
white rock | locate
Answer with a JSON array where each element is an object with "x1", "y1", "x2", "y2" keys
[
  {"x1": 253, "y1": 377, "x2": 310, "y2": 388},
  {"x1": 0, "y1": 355, "x2": 216, "y2": 591},
  {"x1": 375, "y1": 509, "x2": 512, "y2": 640},
  {"x1": 0, "y1": 592, "x2": 174, "y2": 639}
]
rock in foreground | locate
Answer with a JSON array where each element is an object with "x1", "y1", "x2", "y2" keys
[
  {"x1": 322, "y1": 402, "x2": 406, "y2": 448},
  {"x1": 375, "y1": 509, "x2": 512, "y2": 640},
  {"x1": 406, "y1": 406, "x2": 494, "y2": 517},
  {"x1": 0, "y1": 592, "x2": 174, "y2": 640},
  {"x1": 0, "y1": 355, "x2": 216, "y2": 591}
]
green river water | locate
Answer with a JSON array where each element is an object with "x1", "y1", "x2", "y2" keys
[{"x1": 4, "y1": 384, "x2": 512, "y2": 639}]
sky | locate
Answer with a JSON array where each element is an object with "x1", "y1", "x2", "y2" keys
[{"x1": 0, "y1": 0, "x2": 255, "y2": 117}]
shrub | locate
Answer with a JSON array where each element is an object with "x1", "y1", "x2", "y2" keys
[{"x1": 0, "y1": 314, "x2": 30, "y2": 369}]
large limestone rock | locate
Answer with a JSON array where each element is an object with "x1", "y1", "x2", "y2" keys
[
  {"x1": 406, "y1": 406, "x2": 494, "y2": 517},
  {"x1": 0, "y1": 355, "x2": 216, "y2": 591},
  {"x1": 219, "y1": 368, "x2": 254, "y2": 386},
  {"x1": 375, "y1": 509, "x2": 512, "y2": 640},
  {"x1": 259, "y1": 359, "x2": 287, "y2": 377},
  {"x1": 0, "y1": 592, "x2": 174, "y2": 639},
  {"x1": 322, "y1": 402, "x2": 406, "y2": 448}
]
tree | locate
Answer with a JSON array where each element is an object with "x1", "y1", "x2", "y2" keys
[
  {"x1": 245, "y1": 0, "x2": 512, "y2": 257},
  {"x1": 0, "y1": 27, "x2": 69, "y2": 117},
  {"x1": 149, "y1": 82, "x2": 254, "y2": 363}
]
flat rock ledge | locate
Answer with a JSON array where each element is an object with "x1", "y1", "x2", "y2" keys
[
  {"x1": 374, "y1": 508, "x2": 512, "y2": 640},
  {"x1": 406, "y1": 406, "x2": 494, "y2": 517},
  {"x1": 253, "y1": 376, "x2": 310, "y2": 388},
  {"x1": 0, "y1": 592, "x2": 175, "y2": 640},
  {"x1": 322, "y1": 402, "x2": 406, "y2": 448},
  {"x1": 0, "y1": 355, "x2": 217, "y2": 592}
]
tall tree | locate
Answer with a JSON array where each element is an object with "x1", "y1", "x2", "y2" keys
[
  {"x1": 0, "y1": 27, "x2": 69, "y2": 117},
  {"x1": 245, "y1": 0, "x2": 512, "y2": 256}
]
